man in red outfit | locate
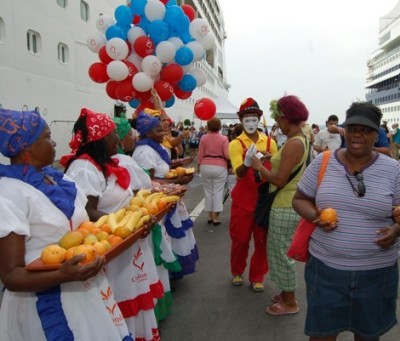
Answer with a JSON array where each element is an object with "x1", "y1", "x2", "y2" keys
[{"x1": 228, "y1": 98, "x2": 278, "y2": 292}]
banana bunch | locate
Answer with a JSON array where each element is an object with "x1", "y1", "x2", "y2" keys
[
  {"x1": 135, "y1": 189, "x2": 181, "y2": 206},
  {"x1": 94, "y1": 208, "x2": 151, "y2": 233}
]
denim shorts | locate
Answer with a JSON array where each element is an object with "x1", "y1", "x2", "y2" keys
[{"x1": 304, "y1": 255, "x2": 398, "y2": 340}]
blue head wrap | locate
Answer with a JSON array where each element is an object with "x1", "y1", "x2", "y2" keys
[
  {"x1": 136, "y1": 111, "x2": 161, "y2": 137},
  {"x1": 0, "y1": 109, "x2": 46, "y2": 157}
]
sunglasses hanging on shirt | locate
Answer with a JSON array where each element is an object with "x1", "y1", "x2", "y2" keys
[{"x1": 345, "y1": 171, "x2": 366, "y2": 197}]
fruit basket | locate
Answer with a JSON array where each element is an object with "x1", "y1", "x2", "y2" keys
[{"x1": 25, "y1": 204, "x2": 174, "y2": 272}]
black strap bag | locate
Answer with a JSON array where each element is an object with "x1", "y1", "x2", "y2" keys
[{"x1": 254, "y1": 164, "x2": 303, "y2": 229}]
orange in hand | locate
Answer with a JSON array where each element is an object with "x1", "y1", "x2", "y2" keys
[{"x1": 320, "y1": 208, "x2": 338, "y2": 223}]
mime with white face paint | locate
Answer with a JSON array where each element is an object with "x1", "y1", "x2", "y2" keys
[{"x1": 227, "y1": 98, "x2": 278, "y2": 292}]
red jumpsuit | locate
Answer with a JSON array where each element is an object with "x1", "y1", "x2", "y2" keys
[{"x1": 229, "y1": 138, "x2": 272, "y2": 283}]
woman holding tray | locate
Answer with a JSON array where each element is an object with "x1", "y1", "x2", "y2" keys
[
  {"x1": 61, "y1": 108, "x2": 162, "y2": 341},
  {"x1": 133, "y1": 111, "x2": 199, "y2": 279},
  {"x1": 0, "y1": 108, "x2": 132, "y2": 341}
]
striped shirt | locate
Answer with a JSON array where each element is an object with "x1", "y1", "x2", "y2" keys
[{"x1": 297, "y1": 150, "x2": 400, "y2": 270}]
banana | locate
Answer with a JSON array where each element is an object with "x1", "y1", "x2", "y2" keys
[
  {"x1": 150, "y1": 192, "x2": 165, "y2": 205},
  {"x1": 107, "y1": 213, "x2": 119, "y2": 232},
  {"x1": 114, "y1": 208, "x2": 126, "y2": 223},
  {"x1": 125, "y1": 210, "x2": 143, "y2": 231},
  {"x1": 137, "y1": 189, "x2": 152, "y2": 199},
  {"x1": 144, "y1": 192, "x2": 163, "y2": 205},
  {"x1": 93, "y1": 214, "x2": 108, "y2": 228},
  {"x1": 126, "y1": 204, "x2": 141, "y2": 212},
  {"x1": 118, "y1": 213, "x2": 132, "y2": 228},
  {"x1": 135, "y1": 214, "x2": 151, "y2": 230},
  {"x1": 160, "y1": 195, "x2": 180, "y2": 203}
]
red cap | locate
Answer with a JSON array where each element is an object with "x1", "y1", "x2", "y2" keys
[{"x1": 237, "y1": 98, "x2": 263, "y2": 117}]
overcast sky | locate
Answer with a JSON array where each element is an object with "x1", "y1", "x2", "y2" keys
[{"x1": 218, "y1": 0, "x2": 399, "y2": 125}]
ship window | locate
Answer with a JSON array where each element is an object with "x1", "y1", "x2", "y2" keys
[
  {"x1": 80, "y1": 1, "x2": 89, "y2": 21},
  {"x1": 27, "y1": 30, "x2": 41, "y2": 55},
  {"x1": 56, "y1": 0, "x2": 67, "y2": 8},
  {"x1": 58, "y1": 43, "x2": 69, "y2": 64},
  {"x1": 0, "y1": 17, "x2": 4, "y2": 44}
]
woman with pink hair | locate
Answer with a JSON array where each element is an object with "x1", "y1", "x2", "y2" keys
[{"x1": 251, "y1": 95, "x2": 309, "y2": 315}]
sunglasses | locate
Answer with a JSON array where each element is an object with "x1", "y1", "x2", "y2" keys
[{"x1": 345, "y1": 171, "x2": 366, "y2": 197}]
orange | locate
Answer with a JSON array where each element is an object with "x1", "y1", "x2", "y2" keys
[
  {"x1": 78, "y1": 221, "x2": 96, "y2": 233},
  {"x1": 83, "y1": 234, "x2": 98, "y2": 245},
  {"x1": 100, "y1": 224, "x2": 112, "y2": 234},
  {"x1": 100, "y1": 239, "x2": 112, "y2": 250},
  {"x1": 41, "y1": 244, "x2": 66, "y2": 265},
  {"x1": 96, "y1": 231, "x2": 110, "y2": 242},
  {"x1": 73, "y1": 244, "x2": 97, "y2": 264},
  {"x1": 77, "y1": 228, "x2": 90, "y2": 239},
  {"x1": 320, "y1": 208, "x2": 338, "y2": 223},
  {"x1": 144, "y1": 203, "x2": 159, "y2": 215},
  {"x1": 93, "y1": 241, "x2": 107, "y2": 256},
  {"x1": 140, "y1": 207, "x2": 149, "y2": 215},
  {"x1": 59, "y1": 231, "x2": 84, "y2": 250},
  {"x1": 64, "y1": 247, "x2": 76, "y2": 261},
  {"x1": 156, "y1": 199, "x2": 167, "y2": 211},
  {"x1": 109, "y1": 235, "x2": 123, "y2": 246},
  {"x1": 114, "y1": 226, "x2": 132, "y2": 239}
]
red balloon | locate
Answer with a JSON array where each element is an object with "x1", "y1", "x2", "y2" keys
[
  {"x1": 106, "y1": 81, "x2": 119, "y2": 100},
  {"x1": 159, "y1": 0, "x2": 168, "y2": 4},
  {"x1": 133, "y1": 15, "x2": 141, "y2": 25},
  {"x1": 98, "y1": 46, "x2": 113, "y2": 65},
  {"x1": 88, "y1": 62, "x2": 109, "y2": 83},
  {"x1": 154, "y1": 80, "x2": 174, "y2": 101},
  {"x1": 160, "y1": 63, "x2": 184, "y2": 84},
  {"x1": 137, "y1": 100, "x2": 155, "y2": 112},
  {"x1": 133, "y1": 36, "x2": 155, "y2": 58},
  {"x1": 194, "y1": 98, "x2": 216, "y2": 120},
  {"x1": 181, "y1": 4, "x2": 196, "y2": 21},
  {"x1": 116, "y1": 79, "x2": 136, "y2": 102},
  {"x1": 174, "y1": 88, "x2": 192, "y2": 100},
  {"x1": 123, "y1": 60, "x2": 138, "y2": 79},
  {"x1": 135, "y1": 90, "x2": 152, "y2": 101}
]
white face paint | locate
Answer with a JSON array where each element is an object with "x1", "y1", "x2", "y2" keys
[{"x1": 242, "y1": 116, "x2": 259, "y2": 134}]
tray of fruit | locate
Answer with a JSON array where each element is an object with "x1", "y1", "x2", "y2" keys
[{"x1": 26, "y1": 191, "x2": 180, "y2": 271}]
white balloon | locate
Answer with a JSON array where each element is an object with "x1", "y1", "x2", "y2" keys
[
  {"x1": 132, "y1": 72, "x2": 154, "y2": 92},
  {"x1": 106, "y1": 38, "x2": 129, "y2": 60},
  {"x1": 127, "y1": 26, "x2": 146, "y2": 44},
  {"x1": 189, "y1": 18, "x2": 210, "y2": 40},
  {"x1": 144, "y1": 0, "x2": 166, "y2": 22},
  {"x1": 127, "y1": 53, "x2": 143, "y2": 71},
  {"x1": 96, "y1": 15, "x2": 115, "y2": 34},
  {"x1": 186, "y1": 41, "x2": 205, "y2": 62},
  {"x1": 182, "y1": 63, "x2": 194, "y2": 73},
  {"x1": 107, "y1": 61, "x2": 129, "y2": 81},
  {"x1": 190, "y1": 68, "x2": 207, "y2": 87},
  {"x1": 142, "y1": 55, "x2": 162, "y2": 76},
  {"x1": 155, "y1": 41, "x2": 176, "y2": 63},
  {"x1": 86, "y1": 32, "x2": 106, "y2": 53},
  {"x1": 199, "y1": 32, "x2": 215, "y2": 50},
  {"x1": 167, "y1": 37, "x2": 184, "y2": 50}
]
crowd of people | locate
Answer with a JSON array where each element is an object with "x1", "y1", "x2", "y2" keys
[{"x1": 1, "y1": 93, "x2": 400, "y2": 341}]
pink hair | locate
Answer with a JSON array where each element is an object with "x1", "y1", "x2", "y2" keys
[{"x1": 277, "y1": 95, "x2": 309, "y2": 124}]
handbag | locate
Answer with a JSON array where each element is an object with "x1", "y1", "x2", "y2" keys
[
  {"x1": 287, "y1": 151, "x2": 331, "y2": 262},
  {"x1": 254, "y1": 163, "x2": 304, "y2": 229}
]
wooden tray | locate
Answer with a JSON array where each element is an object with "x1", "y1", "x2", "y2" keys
[{"x1": 25, "y1": 204, "x2": 174, "y2": 272}]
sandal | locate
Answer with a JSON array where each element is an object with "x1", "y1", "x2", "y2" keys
[
  {"x1": 271, "y1": 294, "x2": 284, "y2": 303},
  {"x1": 265, "y1": 302, "x2": 299, "y2": 316}
]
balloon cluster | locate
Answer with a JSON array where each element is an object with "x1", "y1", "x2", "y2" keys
[{"x1": 87, "y1": 0, "x2": 216, "y2": 117}]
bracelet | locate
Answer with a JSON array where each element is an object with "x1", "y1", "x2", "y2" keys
[{"x1": 312, "y1": 218, "x2": 320, "y2": 224}]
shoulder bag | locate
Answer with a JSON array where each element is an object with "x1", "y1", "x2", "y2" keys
[{"x1": 287, "y1": 150, "x2": 331, "y2": 262}]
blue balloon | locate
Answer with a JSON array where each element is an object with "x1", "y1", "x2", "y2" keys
[
  {"x1": 129, "y1": 98, "x2": 140, "y2": 108},
  {"x1": 179, "y1": 30, "x2": 194, "y2": 44},
  {"x1": 166, "y1": 0, "x2": 178, "y2": 6},
  {"x1": 175, "y1": 14, "x2": 190, "y2": 33},
  {"x1": 138, "y1": 16, "x2": 150, "y2": 34},
  {"x1": 148, "y1": 20, "x2": 170, "y2": 45},
  {"x1": 179, "y1": 74, "x2": 197, "y2": 92},
  {"x1": 164, "y1": 5, "x2": 184, "y2": 26},
  {"x1": 175, "y1": 46, "x2": 193, "y2": 66},
  {"x1": 131, "y1": 0, "x2": 146, "y2": 16},
  {"x1": 115, "y1": 5, "x2": 133, "y2": 26},
  {"x1": 165, "y1": 95, "x2": 175, "y2": 108},
  {"x1": 105, "y1": 24, "x2": 128, "y2": 40}
]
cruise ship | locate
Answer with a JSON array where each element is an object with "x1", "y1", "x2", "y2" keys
[
  {"x1": 365, "y1": 1, "x2": 400, "y2": 125},
  {"x1": 0, "y1": 0, "x2": 230, "y2": 160}
]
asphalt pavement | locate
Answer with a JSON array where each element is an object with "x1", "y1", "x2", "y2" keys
[{"x1": 159, "y1": 182, "x2": 400, "y2": 341}]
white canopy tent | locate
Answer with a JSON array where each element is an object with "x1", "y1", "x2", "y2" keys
[{"x1": 214, "y1": 96, "x2": 239, "y2": 120}]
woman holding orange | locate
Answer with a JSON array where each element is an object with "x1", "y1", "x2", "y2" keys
[
  {"x1": 293, "y1": 102, "x2": 400, "y2": 341},
  {"x1": 0, "y1": 109, "x2": 132, "y2": 340}
]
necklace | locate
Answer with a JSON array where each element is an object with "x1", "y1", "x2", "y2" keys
[{"x1": 287, "y1": 129, "x2": 303, "y2": 139}]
